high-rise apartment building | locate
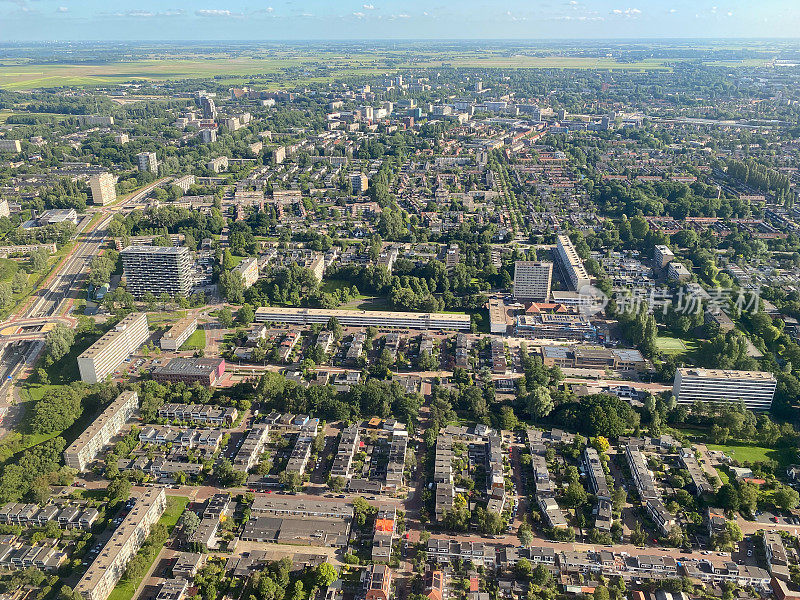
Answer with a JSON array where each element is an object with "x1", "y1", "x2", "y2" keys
[
  {"x1": 89, "y1": 173, "x2": 117, "y2": 206},
  {"x1": 199, "y1": 128, "x2": 217, "y2": 144},
  {"x1": 556, "y1": 234, "x2": 591, "y2": 291},
  {"x1": 121, "y1": 245, "x2": 193, "y2": 298},
  {"x1": 673, "y1": 368, "x2": 777, "y2": 411},
  {"x1": 654, "y1": 244, "x2": 675, "y2": 270},
  {"x1": 77, "y1": 313, "x2": 149, "y2": 384},
  {"x1": 201, "y1": 96, "x2": 217, "y2": 119},
  {"x1": 136, "y1": 152, "x2": 158, "y2": 173},
  {"x1": 64, "y1": 391, "x2": 139, "y2": 471},
  {"x1": 75, "y1": 488, "x2": 166, "y2": 600},
  {"x1": 351, "y1": 173, "x2": 369, "y2": 194},
  {"x1": 513, "y1": 261, "x2": 553, "y2": 301}
]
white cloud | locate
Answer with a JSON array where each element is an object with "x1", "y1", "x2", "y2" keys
[
  {"x1": 195, "y1": 9, "x2": 242, "y2": 17},
  {"x1": 668, "y1": 8, "x2": 677, "y2": 13},
  {"x1": 727, "y1": 11, "x2": 733, "y2": 16},
  {"x1": 363, "y1": 3, "x2": 375, "y2": 9},
  {"x1": 128, "y1": 10, "x2": 155, "y2": 17},
  {"x1": 265, "y1": 6, "x2": 273, "y2": 12},
  {"x1": 353, "y1": 11, "x2": 365, "y2": 17},
  {"x1": 57, "y1": 5, "x2": 68, "y2": 11},
  {"x1": 611, "y1": 7, "x2": 641, "y2": 17}
]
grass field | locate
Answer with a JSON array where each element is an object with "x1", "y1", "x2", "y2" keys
[
  {"x1": 107, "y1": 496, "x2": 189, "y2": 600},
  {"x1": 656, "y1": 336, "x2": 699, "y2": 356},
  {"x1": 0, "y1": 50, "x2": 770, "y2": 91},
  {"x1": 179, "y1": 328, "x2": 206, "y2": 351},
  {"x1": 706, "y1": 443, "x2": 794, "y2": 468}
]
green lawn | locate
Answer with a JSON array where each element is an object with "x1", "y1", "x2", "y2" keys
[
  {"x1": 179, "y1": 328, "x2": 206, "y2": 351},
  {"x1": 706, "y1": 443, "x2": 794, "y2": 468},
  {"x1": 147, "y1": 310, "x2": 187, "y2": 328},
  {"x1": 107, "y1": 496, "x2": 189, "y2": 600},
  {"x1": 656, "y1": 336, "x2": 699, "y2": 356}
]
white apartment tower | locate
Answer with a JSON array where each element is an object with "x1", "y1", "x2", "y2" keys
[
  {"x1": 121, "y1": 245, "x2": 193, "y2": 298},
  {"x1": 556, "y1": 234, "x2": 591, "y2": 291},
  {"x1": 136, "y1": 152, "x2": 158, "y2": 173},
  {"x1": 513, "y1": 261, "x2": 553, "y2": 302},
  {"x1": 77, "y1": 313, "x2": 149, "y2": 384},
  {"x1": 89, "y1": 173, "x2": 117, "y2": 206}
]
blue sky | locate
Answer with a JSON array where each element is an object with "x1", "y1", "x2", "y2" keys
[{"x1": 0, "y1": 0, "x2": 799, "y2": 41}]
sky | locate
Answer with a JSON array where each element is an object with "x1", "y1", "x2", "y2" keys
[{"x1": 0, "y1": 0, "x2": 799, "y2": 41}]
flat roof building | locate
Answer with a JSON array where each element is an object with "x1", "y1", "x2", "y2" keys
[
  {"x1": 77, "y1": 313, "x2": 149, "y2": 384},
  {"x1": 556, "y1": 234, "x2": 590, "y2": 291},
  {"x1": 152, "y1": 357, "x2": 225, "y2": 387},
  {"x1": 121, "y1": 245, "x2": 193, "y2": 298},
  {"x1": 64, "y1": 391, "x2": 138, "y2": 471},
  {"x1": 673, "y1": 368, "x2": 776, "y2": 411},
  {"x1": 233, "y1": 256, "x2": 259, "y2": 289},
  {"x1": 160, "y1": 317, "x2": 198, "y2": 351},
  {"x1": 136, "y1": 152, "x2": 158, "y2": 173},
  {"x1": 255, "y1": 306, "x2": 470, "y2": 331},
  {"x1": 513, "y1": 261, "x2": 553, "y2": 302},
  {"x1": 89, "y1": 173, "x2": 117, "y2": 206},
  {"x1": 75, "y1": 488, "x2": 166, "y2": 600}
]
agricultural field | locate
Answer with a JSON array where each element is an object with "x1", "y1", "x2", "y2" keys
[{"x1": 0, "y1": 51, "x2": 769, "y2": 90}]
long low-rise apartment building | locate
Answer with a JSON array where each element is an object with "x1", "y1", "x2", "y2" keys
[
  {"x1": 160, "y1": 316, "x2": 198, "y2": 351},
  {"x1": 232, "y1": 424, "x2": 270, "y2": 472},
  {"x1": 77, "y1": 313, "x2": 150, "y2": 384},
  {"x1": 254, "y1": 306, "x2": 471, "y2": 330},
  {"x1": 64, "y1": 391, "x2": 139, "y2": 471},
  {"x1": 673, "y1": 368, "x2": 777, "y2": 411},
  {"x1": 75, "y1": 488, "x2": 166, "y2": 600}
]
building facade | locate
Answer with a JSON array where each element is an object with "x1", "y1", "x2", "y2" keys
[
  {"x1": 77, "y1": 313, "x2": 149, "y2": 384},
  {"x1": 254, "y1": 306, "x2": 470, "y2": 330},
  {"x1": 121, "y1": 245, "x2": 193, "y2": 298},
  {"x1": 673, "y1": 368, "x2": 777, "y2": 411},
  {"x1": 89, "y1": 173, "x2": 117, "y2": 206},
  {"x1": 556, "y1": 234, "x2": 591, "y2": 291},
  {"x1": 513, "y1": 261, "x2": 553, "y2": 301},
  {"x1": 63, "y1": 391, "x2": 139, "y2": 471}
]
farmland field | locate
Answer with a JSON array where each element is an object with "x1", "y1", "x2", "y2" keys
[{"x1": 0, "y1": 53, "x2": 725, "y2": 90}]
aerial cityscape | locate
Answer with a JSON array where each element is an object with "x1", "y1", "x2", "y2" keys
[{"x1": 0, "y1": 8, "x2": 799, "y2": 600}]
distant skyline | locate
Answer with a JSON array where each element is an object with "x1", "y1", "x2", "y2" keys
[{"x1": 0, "y1": 1, "x2": 799, "y2": 41}]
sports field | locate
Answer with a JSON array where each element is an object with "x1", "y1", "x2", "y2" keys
[{"x1": 656, "y1": 336, "x2": 688, "y2": 353}]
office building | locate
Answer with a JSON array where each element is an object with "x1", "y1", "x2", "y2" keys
[
  {"x1": 351, "y1": 173, "x2": 369, "y2": 194},
  {"x1": 556, "y1": 235, "x2": 591, "y2": 291},
  {"x1": 513, "y1": 261, "x2": 553, "y2": 301},
  {"x1": 75, "y1": 488, "x2": 166, "y2": 600},
  {"x1": 89, "y1": 173, "x2": 117, "y2": 206},
  {"x1": 233, "y1": 256, "x2": 259, "y2": 289},
  {"x1": 673, "y1": 368, "x2": 777, "y2": 411},
  {"x1": 121, "y1": 245, "x2": 193, "y2": 298},
  {"x1": 77, "y1": 313, "x2": 149, "y2": 384},
  {"x1": 254, "y1": 306, "x2": 470, "y2": 330},
  {"x1": 136, "y1": 152, "x2": 158, "y2": 173},
  {"x1": 160, "y1": 316, "x2": 198, "y2": 351},
  {"x1": 152, "y1": 357, "x2": 226, "y2": 387},
  {"x1": 64, "y1": 391, "x2": 138, "y2": 471}
]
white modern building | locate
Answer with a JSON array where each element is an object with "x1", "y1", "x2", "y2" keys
[
  {"x1": 77, "y1": 313, "x2": 150, "y2": 384},
  {"x1": 672, "y1": 368, "x2": 777, "y2": 411},
  {"x1": 513, "y1": 261, "x2": 553, "y2": 301},
  {"x1": 75, "y1": 488, "x2": 166, "y2": 600},
  {"x1": 232, "y1": 257, "x2": 259, "y2": 289},
  {"x1": 63, "y1": 391, "x2": 139, "y2": 471},
  {"x1": 556, "y1": 235, "x2": 591, "y2": 291},
  {"x1": 89, "y1": 173, "x2": 117, "y2": 206},
  {"x1": 136, "y1": 152, "x2": 158, "y2": 173},
  {"x1": 254, "y1": 306, "x2": 471, "y2": 330}
]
